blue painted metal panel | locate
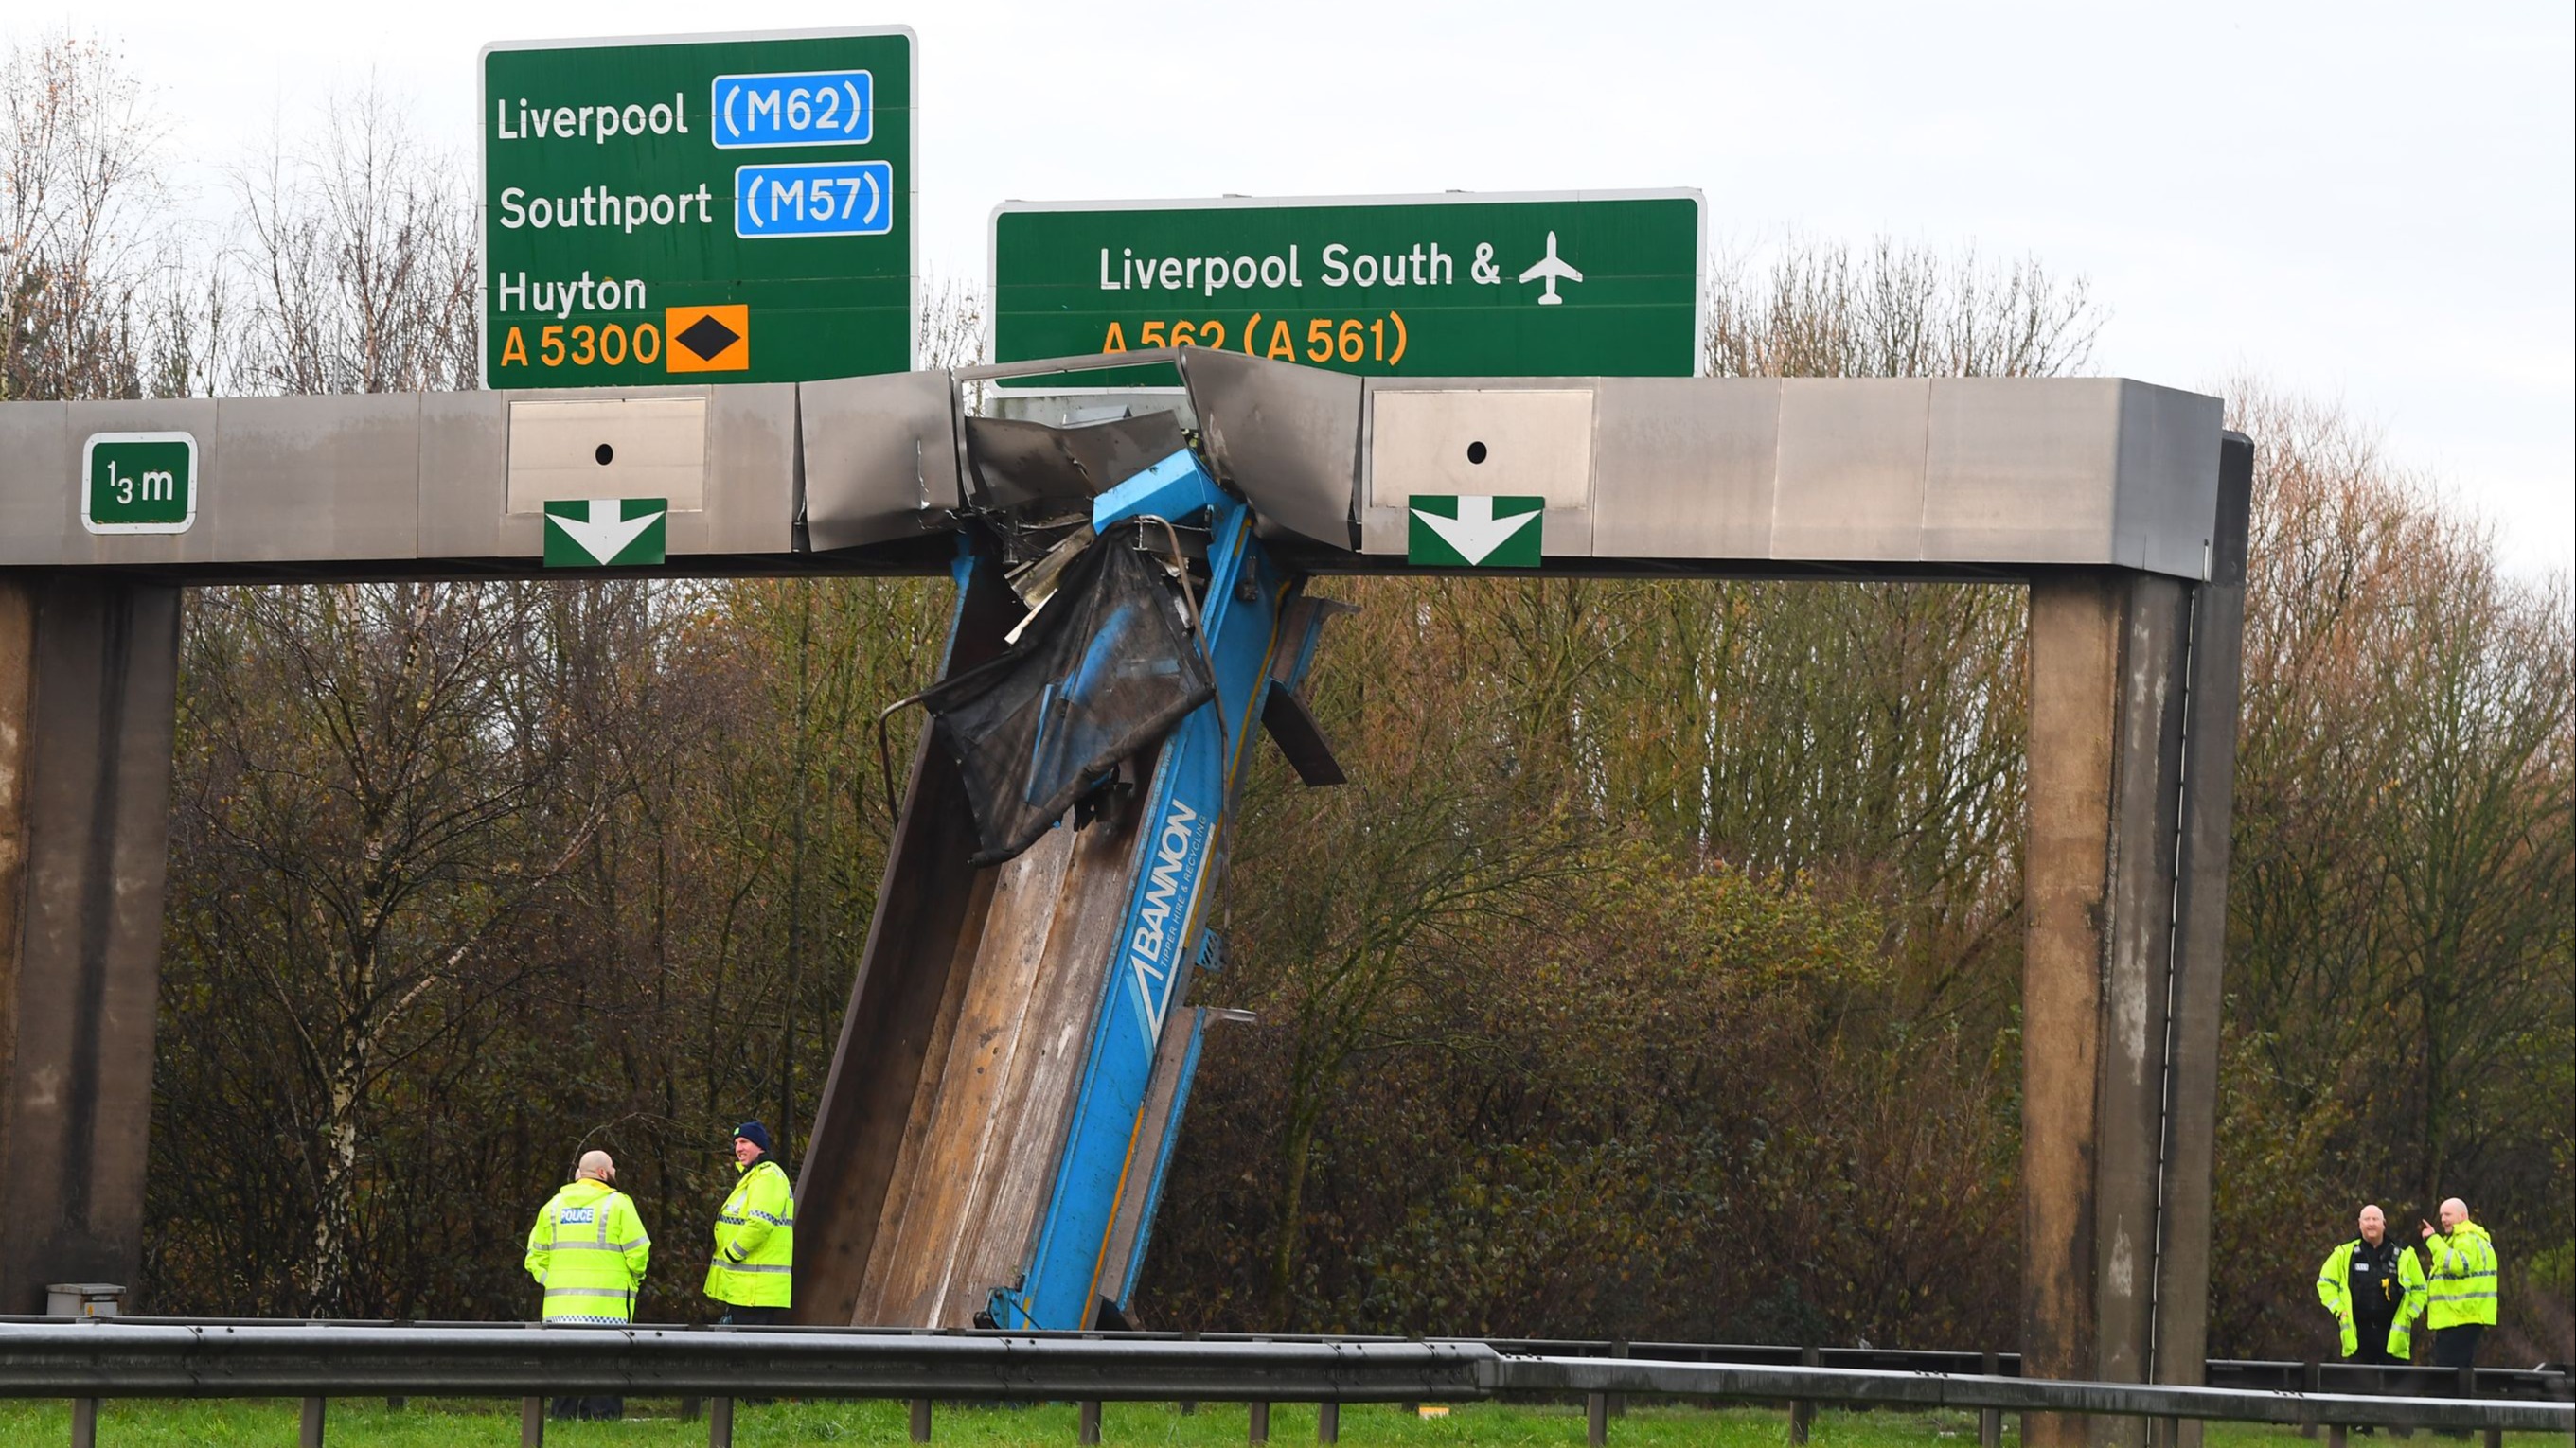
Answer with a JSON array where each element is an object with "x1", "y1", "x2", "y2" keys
[
  {"x1": 1106, "y1": 1002, "x2": 1210, "y2": 1313},
  {"x1": 993, "y1": 451, "x2": 1296, "y2": 1331},
  {"x1": 1093, "y1": 450, "x2": 1230, "y2": 532}
]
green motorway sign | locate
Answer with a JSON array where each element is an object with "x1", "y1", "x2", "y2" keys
[
  {"x1": 990, "y1": 190, "x2": 1701, "y2": 385},
  {"x1": 481, "y1": 28, "x2": 915, "y2": 388},
  {"x1": 82, "y1": 432, "x2": 196, "y2": 534}
]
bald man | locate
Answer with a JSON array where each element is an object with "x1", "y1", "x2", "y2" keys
[
  {"x1": 2418, "y1": 1198, "x2": 2497, "y2": 1371},
  {"x1": 2317, "y1": 1205, "x2": 2425, "y2": 1372},
  {"x1": 526, "y1": 1149, "x2": 652, "y2": 1421}
]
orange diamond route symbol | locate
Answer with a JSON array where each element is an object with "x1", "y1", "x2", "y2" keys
[{"x1": 665, "y1": 305, "x2": 749, "y2": 372}]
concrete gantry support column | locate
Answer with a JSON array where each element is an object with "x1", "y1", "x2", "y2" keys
[
  {"x1": 0, "y1": 573, "x2": 184, "y2": 1314},
  {"x1": 2020, "y1": 436, "x2": 2252, "y2": 1448}
]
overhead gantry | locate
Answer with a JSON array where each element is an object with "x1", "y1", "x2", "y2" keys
[{"x1": 0, "y1": 350, "x2": 2245, "y2": 1448}]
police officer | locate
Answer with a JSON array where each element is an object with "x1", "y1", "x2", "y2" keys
[
  {"x1": 705, "y1": 1121, "x2": 795, "y2": 1325},
  {"x1": 525, "y1": 1149, "x2": 651, "y2": 1420},
  {"x1": 2419, "y1": 1198, "x2": 2498, "y2": 1369},
  {"x1": 2316, "y1": 1204, "x2": 2426, "y2": 1383}
]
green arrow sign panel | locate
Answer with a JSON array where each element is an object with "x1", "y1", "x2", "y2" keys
[
  {"x1": 544, "y1": 498, "x2": 668, "y2": 566},
  {"x1": 1408, "y1": 495, "x2": 1544, "y2": 568},
  {"x1": 482, "y1": 27, "x2": 915, "y2": 389},
  {"x1": 991, "y1": 190, "x2": 1701, "y2": 386}
]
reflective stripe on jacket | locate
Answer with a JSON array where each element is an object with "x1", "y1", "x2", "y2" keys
[
  {"x1": 2315, "y1": 1238, "x2": 2426, "y2": 1358},
  {"x1": 2424, "y1": 1221, "x2": 2498, "y2": 1330},
  {"x1": 524, "y1": 1178, "x2": 651, "y2": 1323},
  {"x1": 704, "y1": 1157, "x2": 794, "y2": 1309}
]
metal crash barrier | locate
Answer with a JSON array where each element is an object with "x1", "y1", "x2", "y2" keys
[{"x1": 0, "y1": 1322, "x2": 2563, "y2": 1447}]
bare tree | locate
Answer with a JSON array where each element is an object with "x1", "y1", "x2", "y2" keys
[
  {"x1": 228, "y1": 85, "x2": 476, "y2": 396},
  {"x1": 0, "y1": 31, "x2": 170, "y2": 400},
  {"x1": 2215, "y1": 381, "x2": 2572, "y2": 1358},
  {"x1": 1707, "y1": 237, "x2": 2102, "y2": 380},
  {"x1": 917, "y1": 272, "x2": 986, "y2": 371},
  {"x1": 176, "y1": 582, "x2": 607, "y2": 1314}
]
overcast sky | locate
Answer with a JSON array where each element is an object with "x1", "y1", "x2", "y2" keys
[{"x1": 18, "y1": 0, "x2": 2573, "y2": 573}]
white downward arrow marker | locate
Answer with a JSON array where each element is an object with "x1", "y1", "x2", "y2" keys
[
  {"x1": 554, "y1": 500, "x2": 661, "y2": 564},
  {"x1": 1412, "y1": 496, "x2": 1539, "y2": 564}
]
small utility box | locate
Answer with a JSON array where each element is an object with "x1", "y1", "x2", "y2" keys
[{"x1": 45, "y1": 1283, "x2": 123, "y2": 1317}]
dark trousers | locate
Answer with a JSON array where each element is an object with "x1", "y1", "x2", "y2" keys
[{"x1": 2430, "y1": 1323, "x2": 2483, "y2": 1369}]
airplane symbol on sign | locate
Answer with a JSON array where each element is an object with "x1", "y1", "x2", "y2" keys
[{"x1": 1518, "y1": 232, "x2": 1583, "y2": 305}]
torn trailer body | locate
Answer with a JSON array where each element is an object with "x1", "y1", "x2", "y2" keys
[{"x1": 798, "y1": 402, "x2": 1344, "y2": 1332}]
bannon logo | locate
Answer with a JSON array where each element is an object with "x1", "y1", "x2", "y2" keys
[{"x1": 1125, "y1": 798, "x2": 1203, "y2": 1043}]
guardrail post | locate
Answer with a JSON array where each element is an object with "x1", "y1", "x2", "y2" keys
[
  {"x1": 1249, "y1": 1400, "x2": 1270, "y2": 1444},
  {"x1": 1077, "y1": 1399, "x2": 1101, "y2": 1444},
  {"x1": 1587, "y1": 1387, "x2": 1609, "y2": 1446},
  {"x1": 300, "y1": 1395, "x2": 326, "y2": 1448},
  {"x1": 709, "y1": 1395, "x2": 734, "y2": 1448},
  {"x1": 69, "y1": 1399, "x2": 98, "y2": 1448},
  {"x1": 2301, "y1": 1362, "x2": 2321, "y2": 1438},
  {"x1": 1789, "y1": 1345, "x2": 1819, "y2": 1445},
  {"x1": 911, "y1": 1396, "x2": 933, "y2": 1442},
  {"x1": 1610, "y1": 1339, "x2": 1628, "y2": 1417},
  {"x1": 1317, "y1": 1401, "x2": 1340, "y2": 1444},
  {"x1": 2328, "y1": 1423, "x2": 2346, "y2": 1448},
  {"x1": 2463, "y1": 1366, "x2": 2500, "y2": 1448},
  {"x1": 1981, "y1": 1351, "x2": 2002, "y2": 1448},
  {"x1": 519, "y1": 1396, "x2": 543, "y2": 1448}
]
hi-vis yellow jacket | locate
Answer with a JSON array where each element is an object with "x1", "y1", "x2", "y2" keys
[
  {"x1": 2424, "y1": 1221, "x2": 2498, "y2": 1331},
  {"x1": 2314, "y1": 1237, "x2": 2425, "y2": 1358},
  {"x1": 704, "y1": 1157, "x2": 794, "y2": 1308},
  {"x1": 525, "y1": 1177, "x2": 650, "y2": 1323}
]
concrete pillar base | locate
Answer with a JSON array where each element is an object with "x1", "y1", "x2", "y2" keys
[
  {"x1": 0, "y1": 574, "x2": 183, "y2": 1314},
  {"x1": 2020, "y1": 436, "x2": 2250, "y2": 1448}
]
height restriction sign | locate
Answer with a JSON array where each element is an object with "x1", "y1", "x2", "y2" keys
[{"x1": 480, "y1": 27, "x2": 915, "y2": 387}]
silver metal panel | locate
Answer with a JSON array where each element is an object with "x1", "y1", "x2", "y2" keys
[
  {"x1": 1591, "y1": 378, "x2": 1780, "y2": 559},
  {"x1": 0, "y1": 403, "x2": 72, "y2": 566},
  {"x1": 803, "y1": 370, "x2": 965, "y2": 551},
  {"x1": 506, "y1": 397, "x2": 706, "y2": 513},
  {"x1": 984, "y1": 390, "x2": 1199, "y2": 433},
  {"x1": 1367, "y1": 389, "x2": 1596, "y2": 511},
  {"x1": 417, "y1": 392, "x2": 511, "y2": 559},
  {"x1": 1921, "y1": 379, "x2": 2123, "y2": 567},
  {"x1": 0, "y1": 368, "x2": 2227, "y2": 579},
  {"x1": 695, "y1": 384, "x2": 800, "y2": 556},
  {"x1": 1365, "y1": 384, "x2": 1596, "y2": 557},
  {"x1": 1356, "y1": 379, "x2": 1593, "y2": 555},
  {"x1": 2113, "y1": 382, "x2": 2225, "y2": 580},
  {"x1": 207, "y1": 394, "x2": 421, "y2": 562},
  {"x1": 1179, "y1": 349, "x2": 1360, "y2": 552},
  {"x1": 1770, "y1": 378, "x2": 1930, "y2": 561},
  {"x1": 52, "y1": 399, "x2": 223, "y2": 568}
]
